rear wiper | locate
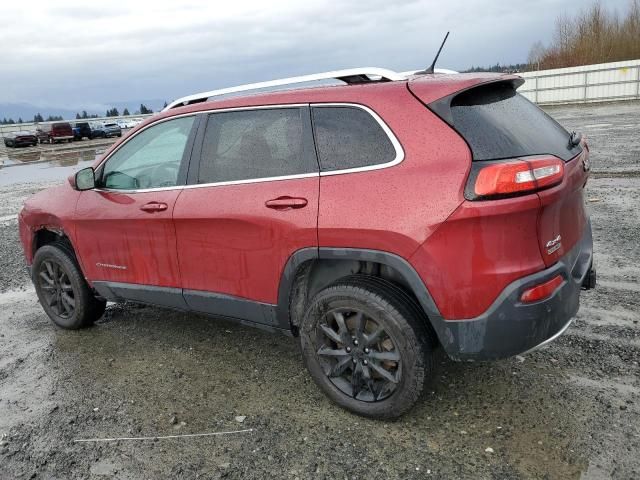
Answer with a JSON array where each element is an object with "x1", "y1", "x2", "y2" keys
[{"x1": 569, "y1": 131, "x2": 582, "y2": 147}]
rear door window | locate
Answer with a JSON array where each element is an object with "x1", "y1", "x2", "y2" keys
[
  {"x1": 311, "y1": 106, "x2": 397, "y2": 172},
  {"x1": 198, "y1": 107, "x2": 315, "y2": 183},
  {"x1": 449, "y1": 83, "x2": 581, "y2": 161}
]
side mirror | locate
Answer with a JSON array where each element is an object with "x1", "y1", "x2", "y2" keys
[{"x1": 74, "y1": 167, "x2": 96, "y2": 191}]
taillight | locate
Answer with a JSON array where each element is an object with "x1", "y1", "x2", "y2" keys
[
  {"x1": 520, "y1": 274, "x2": 564, "y2": 303},
  {"x1": 466, "y1": 156, "x2": 564, "y2": 200}
]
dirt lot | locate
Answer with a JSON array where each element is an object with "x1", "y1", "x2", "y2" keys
[{"x1": 0, "y1": 103, "x2": 639, "y2": 479}]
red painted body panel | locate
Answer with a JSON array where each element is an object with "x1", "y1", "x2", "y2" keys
[
  {"x1": 411, "y1": 194, "x2": 545, "y2": 319},
  {"x1": 536, "y1": 150, "x2": 589, "y2": 266},
  {"x1": 73, "y1": 190, "x2": 182, "y2": 287},
  {"x1": 173, "y1": 177, "x2": 319, "y2": 303},
  {"x1": 19, "y1": 184, "x2": 81, "y2": 264},
  {"x1": 317, "y1": 87, "x2": 469, "y2": 259}
]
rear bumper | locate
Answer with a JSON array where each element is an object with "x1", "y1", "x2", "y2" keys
[{"x1": 435, "y1": 221, "x2": 594, "y2": 361}]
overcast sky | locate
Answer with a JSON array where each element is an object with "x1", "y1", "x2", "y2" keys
[{"x1": 1, "y1": 0, "x2": 631, "y2": 110}]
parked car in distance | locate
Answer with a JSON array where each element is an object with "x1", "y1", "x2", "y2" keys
[
  {"x1": 103, "y1": 123, "x2": 122, "y2": 138},
  {"x1": 73, "y1": 122, "x2": 93, "y2": 140},
  {"x1": 18, "y1": 67, "x2": 596, "y2": 419},
  {"x1": 116, "y1": 120, "x2": 131, "y2": 129},
  {"x1": 35, "y1": 122, "x2": 74, "y2": 144},
  {"x1": 3, "y1": 130, "x2": 38, "y2": 147},
  {"x1": 86, "y1": 122, "x2": 105, "y2": 139}
]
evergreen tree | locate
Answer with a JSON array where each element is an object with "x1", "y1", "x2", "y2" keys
[
  {"x1": 81, "y1": 110, "x2": 89, "y2": 119},
  {"x1": 139, "y1": 104, "x2": 152, "y2": 114},
  {"x1": 123, "y1": 108, "x2": 130, "y2": 116},
  {"x1": 18, "y1": 118, "x2": 23, "y2": 123},
  {"x1": 34, "y1": 113, "x2": 44, "y2": 123}
]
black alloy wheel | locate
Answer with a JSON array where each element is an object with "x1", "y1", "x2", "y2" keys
[
  {"x1": 315, "y1": 308, "x2": 401, "y2": 402},
  {"x1": 37, "y1": 259, "x2": 75, "y2": 318},
  {"x1": 32, "y1": 244, "x2": 106, "y2": 329},
  {"x1": 300, "y1": 276, "x2": 436, "y2": 419}
]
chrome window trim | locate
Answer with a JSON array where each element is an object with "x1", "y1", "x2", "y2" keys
[{"x1": 94, "y1": 102, "x2": 404, "y2": 194}]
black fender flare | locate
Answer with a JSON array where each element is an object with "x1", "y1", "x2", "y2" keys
[{"x1": 275, "y1": 247, "x2": 446, "y2": 340}]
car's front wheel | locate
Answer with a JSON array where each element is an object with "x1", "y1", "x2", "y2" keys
[
  {"x1": 300, "y1": 276, "x2": 436, "y2": 419},
  {"x1": 33, "y1": 244, "x2": 106, "y2": 329}
]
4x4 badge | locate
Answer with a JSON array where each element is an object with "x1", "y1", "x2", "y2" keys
[{"x1": 545, "y1": 235, "x2": 562, "y2": 254}]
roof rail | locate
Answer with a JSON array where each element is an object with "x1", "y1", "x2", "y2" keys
[{"x1": 163, "y1": 67, "x2": 407, "y2": 111}]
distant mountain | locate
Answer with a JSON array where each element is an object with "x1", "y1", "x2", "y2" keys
[{"x1": 0, "y1": 99, "x2": 166, "y2": 122}]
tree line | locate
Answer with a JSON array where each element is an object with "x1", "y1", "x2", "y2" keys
[
  {"x1": 528, "y1": 0, "x2": 640, "y2": 70},
  {"x1": 1, "y1": 114, "x2": 63, "y2": 124},
  {"x1": 97, "y1": 103, "x2": 153, "y2": 118}
]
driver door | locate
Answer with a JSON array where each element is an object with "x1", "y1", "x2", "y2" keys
[{"x1": 74, "y1": 115, "x2": 197, "y2": 295}]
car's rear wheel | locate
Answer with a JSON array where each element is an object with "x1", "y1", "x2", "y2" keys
[
  {"x1": 33, "y1": 244, "x2": 106, "y2": 329},
  {"x1": 300, "y1": 276, "x2": 436, "y2": 419}
]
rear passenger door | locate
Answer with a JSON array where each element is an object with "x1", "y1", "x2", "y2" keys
[{"x1": 173, "y1": 106, "x2": 319, "y2": 324}]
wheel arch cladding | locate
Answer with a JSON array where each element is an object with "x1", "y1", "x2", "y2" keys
[{"x1": 277, "y1": 247, "x2": 445, "y2": 342}]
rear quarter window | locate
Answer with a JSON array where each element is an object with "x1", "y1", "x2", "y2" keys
[{"x1": 311, "y1": 106, "x2": 397, "y2": 172}]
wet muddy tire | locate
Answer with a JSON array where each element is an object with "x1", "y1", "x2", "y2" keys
[
  {"x1": 300, "y1": 275, "x2": 436, "y2": 419},
  {"x1": 32, "y1": 244, "x2": 106, "y2": 329}
]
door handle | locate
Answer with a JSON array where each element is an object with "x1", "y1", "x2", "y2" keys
[
  {"x1": 265, "y1": 196, "x2": 308, "y2": 210},
  {"x1": 140, "y1": 202, "x2": 168, "y2": 212}
]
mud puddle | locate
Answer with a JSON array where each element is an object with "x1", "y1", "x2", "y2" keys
[{"x1": 0, "y1": 147, "x2": 104, "y2": 186}]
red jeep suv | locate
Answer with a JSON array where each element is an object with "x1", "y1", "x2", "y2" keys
[{"x1": 18, "y1": 68, "x2": 595, "y2": 418}]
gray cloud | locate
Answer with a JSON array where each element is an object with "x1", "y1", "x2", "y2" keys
[{"x1": 1, "y1": 0, "x2": 632, "y2": 109}]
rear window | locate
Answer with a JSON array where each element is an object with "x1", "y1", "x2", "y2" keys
[
  {"x1": 311, "y1": 106, "x2": 396, "y2": 171},
  {"x1": 52, "y1": 123, "x2": 71, "y2": 131},
  {"x1": 449, "y1": 83, "x2": 581, "y2": 161}
]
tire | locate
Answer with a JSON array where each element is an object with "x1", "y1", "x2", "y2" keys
[
  {"x1": 68, "y1": 139, "x2": 72, "y2": 143},
  {"x1": 300, "y1": 275, "x2": 436, "y2": 419},
  {"x1": 32, "y1": 244, "x2": 106, "y2": 329}
]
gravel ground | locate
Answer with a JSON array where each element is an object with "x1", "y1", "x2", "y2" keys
[{"x1": 0, "y1": 102, "x2": 639, "y2": 479}]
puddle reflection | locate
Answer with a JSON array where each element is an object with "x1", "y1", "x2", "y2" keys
[{"x1": 0, "y1": 147, "x2": 104, "y2": 186}]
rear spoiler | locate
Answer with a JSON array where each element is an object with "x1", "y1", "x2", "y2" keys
[
  {"x1": 408, "y1": 73, "x2": 524, "y2": 124},
  {"x1": 428, "y1": 78, "x2": 525, "y2": 126}
]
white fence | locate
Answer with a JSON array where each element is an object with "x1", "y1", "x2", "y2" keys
[
  {"x1": 0, "y1": 114, "x2": 154, "y2": 141},
  {"x1": 520, "y1": 59, "x2": 640, "y2": 105}
]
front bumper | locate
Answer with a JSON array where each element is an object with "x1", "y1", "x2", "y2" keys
[{"x1": 436, "y1": 222, "x2": 594, "y2": 361}]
